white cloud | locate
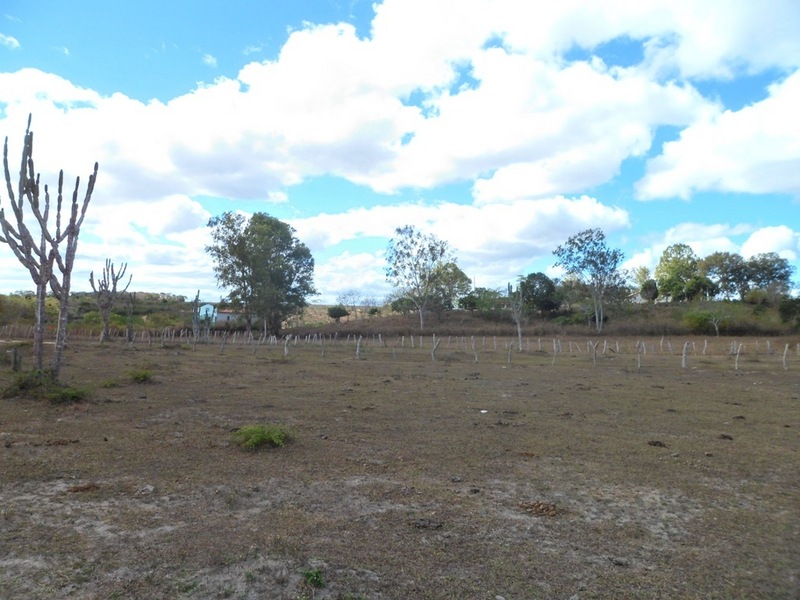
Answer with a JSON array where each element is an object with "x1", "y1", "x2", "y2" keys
[
  {"x1": 313, "y1": 251, "x2": 388, "y2": 302},
  {"x1": 0, "y1": 33, "x2": 19, "y2": 49},
  {"x1": 2, "y1": 1, "x2": 799, "y2": 298},
  {"x1": 637, "y1": 70, "x2": 800, "y2": 199},
  {"x1": 292, "y1": 194, "x2": 629, "y2": 298},
  {"x1": 741, "y1": 225, "x2": 800, "y2": 261},
  {"x1": 202, "y1": 53, "x2": 217, "y2": 68}
]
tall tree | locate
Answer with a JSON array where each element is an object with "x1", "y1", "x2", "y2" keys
[
  {"x1": 206, "y1": 212, "x2": 316, "y2": 335},
  {"x1": 507, "y1": 282, "x2": 525, "y2": 351},
  {"x1": 519, "y1": 272, "x2": 559, "y2": 315},
  {"x1": 385, "y1": 225, "x2": 453, "y2": 331},
  {"x1": 654, "y1": 243, "x2": 699, "y2": 301},
  {"x1": 89, "y1": 259, "x2": 132, "y2": 342},
  {"x1": 699, "y1": 251, "x2": 748, "y2": 300},
  {"x1": 553, "y1": 228, "x2": 624, "y2": 332},
  {"x1": 459, "y1": 287, "x2": 504, "y2": 315},
  {"x1": 747, "y1": 252, "x2": 794, "y2": 297},
  {"x1": 640, "y1": 278, "x2": 659, "y2": 303},
  {"x1": 0, "y1": 115, "x2": 97, "y2": 378},
  {"x1": 429, "y1": 262, "x2": 472, "y2": 313}
]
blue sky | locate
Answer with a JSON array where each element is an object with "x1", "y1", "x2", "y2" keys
[{"x1": 1, "y1": 0, "x2": 798, "y2": 303}]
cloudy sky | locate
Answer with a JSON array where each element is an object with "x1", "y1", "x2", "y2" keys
[{"x1": 1, "y1": 0, "x2": 798, "y2": 303}]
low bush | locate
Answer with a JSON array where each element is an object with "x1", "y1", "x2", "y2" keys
[
  {"x1": 129, "y1": 369, "x2": 154, "y2": 383},
  {"x1": 231, "y1": 424, "x2": 292, "y2": 450}
]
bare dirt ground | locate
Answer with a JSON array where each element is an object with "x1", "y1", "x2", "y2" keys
[{"x1": 1, "y1": 335, "x2": 798, "y2": 599}]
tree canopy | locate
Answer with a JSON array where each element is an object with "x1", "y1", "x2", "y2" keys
[
  {"x1": 519, "y1": 272, "x2": 559, "y2": 315},
  {"x1": 385, "y1": 225, "x2": 456, "y2": 331},
  {"x1": 206, "y1": 212, "x2": 315, "y2": 335},
  {"x1": 553, "y1": 228, "x2": 624, "y2": 332},
  {"x1": 655, "y1": 243, "x2": 699, "y2": 301}
]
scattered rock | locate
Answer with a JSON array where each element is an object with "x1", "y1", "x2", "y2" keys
[
  {"x1": 733, "y1": 415, "x2": 746, "y2": 420},
  {"x1": 412, "y1": 518, "x2": 443, "y2": 530},
  {"x1": 705, "y1": 452, "x2": 713, "y2": 457},
  {"x1": 718, "y1": 434, "x2": 734, "y2": 440},
  {"x1": 46, "y1": 438, "x2": 79, "y2": 446},
  {"x1": 135, "y1": 484, "x2": 155, "y2": 496},
  {"x1": 610, "y1": 557, "x2": 630, "y2": 567},
  {"x1": 648, "y1": 440, "x2": 667, "y2": 448}
]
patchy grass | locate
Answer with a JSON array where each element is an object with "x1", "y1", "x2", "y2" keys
[
  {"x1": 2, "y1": 369, "x2": 90, "y2": 403},
  {"x1": 0, "y1": 335, "x2": 798, "y2": 599}
]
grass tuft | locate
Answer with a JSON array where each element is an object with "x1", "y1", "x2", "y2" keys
[
  {"x1": 129, "y1": 369, "x2": 154, "y2": 383},
  {"x1": 231, "y1": 424, "x2": 292, "y2": 450}
]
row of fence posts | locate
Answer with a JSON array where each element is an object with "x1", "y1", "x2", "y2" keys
[{"x1": 2, "y1": 324, "x2": 798, "y2": 370}]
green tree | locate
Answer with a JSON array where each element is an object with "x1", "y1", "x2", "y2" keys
[
  {"x1": 459, "y1": 287, "x2": 504, "y2": 316},
  {"x1": 519, "y1": 272, "x2": 559, "y2": 315},
  {"x1": 639, "y1": 279, "x2": 658, "y2": 303},
  {"x1": 747, "y1": 252, "x2": 794, "y2": 298},
  {"x1": 327, "y1": 305, "x2": 349, "y2": 323},
  {"x1": 684, "y1": 275, "x2": 718, "y2": 301},
  {"x1": 631, "y1": 266, "x2": 652, "y2": 288},
  {"x1": 429, "y1": 262, "x2": 472, "y2": 313},
  {"x1": 206, "y1": 212, "x2": 316, "y2": 335},
  {"x1": 654, "y1": 244, "x2": 699, "y2": 301},
  {"x1": 553, "y1": 228, "x2": 624, "y2": 332},
  {"x1": 699, "y1": 251, "x2": 748, "y2": 300},
  {"x1": 385, "y1": 225, "x2": 453, "y2": 331}
]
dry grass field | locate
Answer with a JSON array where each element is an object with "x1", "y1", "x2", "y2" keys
[{"x1": 1, "y1": 333, "x2": 798, "y2": 599}]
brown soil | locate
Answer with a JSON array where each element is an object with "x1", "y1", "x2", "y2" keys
[{"x1": 1, "y1": 335, "x2": 798, "y2": 599}]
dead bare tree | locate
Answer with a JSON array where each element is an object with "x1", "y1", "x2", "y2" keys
[
  {"x1": 89, "y1": 259, "x2": 132, "y2": 342},
  {"x1": 508, "y1": 282, "x2": 525, "y2": 352},
  {"x1": 0, "y1": 115, "x2": 97, "y2": 379}
]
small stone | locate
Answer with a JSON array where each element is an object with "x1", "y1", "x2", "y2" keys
[{"x1": 611, "y1": 557, "x2": 630, "y2": 567}]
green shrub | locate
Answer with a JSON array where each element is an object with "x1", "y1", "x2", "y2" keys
[
  {"x1": 683, "y1": 310, "x2": 712, "y2": 334},
  {"x1": 231, "y1": 424, "x2": 292, "y2": 450},
  {"x1": 129, "y1": 369, "x2": 154, "y2": 383}
]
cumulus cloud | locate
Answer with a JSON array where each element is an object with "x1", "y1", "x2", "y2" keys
[
  {"x1": 741, "y1": 225, "x2": 800, "y2": 261},
  {"x1": 292, "y1": 194, "x2": 629, "y2": 293},
  {"x1": 313, "y1": 251, "x2": 388, "y2": 302},
  {"x1": 1, "y1": 0, "x2": 798, "y2": 298},
  {"x1": 637, "y1": 70, "x2": 800, "y2": 199}
]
